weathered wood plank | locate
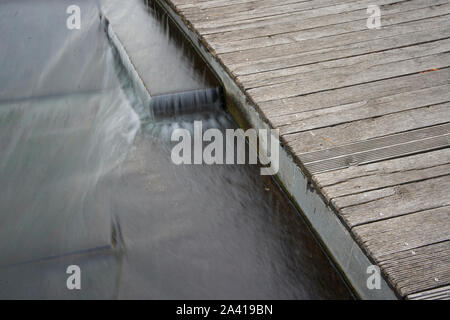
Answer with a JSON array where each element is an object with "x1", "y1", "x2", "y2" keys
[
  {"x1": 203, "y1": 0, "x2": 442, "y2": 42},
  {"x1": 352, "y1": 206, "x2": 450, "y2": 259},
  {"x1": 407, "y1": 285, "x2": 450, "y2": 300},
  {"x1": 219, "y1": 14, "x2": 450, "y2": 67},
  {"x1": 203, "y1": 0, "x2": 406, "y2": 40},
  {"x1": 277, "y1": 83, "x2": 450, "y2": 135},
  {"x1": 178, "y1": 0, "x2": 275, "y2": 11},
  {"x1": 301, "y1": 124, "x2": 450, "y2": 163},
  {"x1": 230, "y1": 25, "x2": 450, "y2": 76},
  {"x1": 197, "y1": 0, "x2": 360, "y2": 34},
  {"x1": 240, "y1": 39, "x2": 450, "y2": 89},
  {"x1": 306, "y1": 134, "x2": 450, "y2": 174},
  {"x1": 377, "y1": 241, "x2": 450, "y2": 297},
  {"x1": 189, "y1": 0, "x2": 361, "y2": 26},
  {"x1": 248, "y1": 52, "x2": 450, "y2": 102},
  {"x1": 284, "y1": 103, "x2": 450, "y2": 154},
  {"x1": 335, "y1": 175, "x2": 450, "y2": 226},
  {"x1": 180, "y1": 0, "x2": 308, "y2": 15},
  {"x1": 260, "y1": 68, "x2": 450, "y2": 119},
  {"x1": 209, "y1": 4, "x2": 450, "y2": 54},
  {"x1": 314, "y1": 147, "x2": 450, "y2": 198}
]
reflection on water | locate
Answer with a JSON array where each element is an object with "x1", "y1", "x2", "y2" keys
[{"x1": 0, "y1": 0, "x2": 351, "y2": 299}]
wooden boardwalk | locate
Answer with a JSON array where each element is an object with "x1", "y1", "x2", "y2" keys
[{"x1": 160, "y1": 0, "x2": 450, "y2": 299}]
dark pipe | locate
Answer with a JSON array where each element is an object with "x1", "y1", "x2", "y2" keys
[{"x1": 150, "y1": 87, "x2": 224, "y2": 120}]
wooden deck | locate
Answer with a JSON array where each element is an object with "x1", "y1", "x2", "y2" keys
[{"x1": 160, "y1": 0, "x2": 450, "y2": 299}]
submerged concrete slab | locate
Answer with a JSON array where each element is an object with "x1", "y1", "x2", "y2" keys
[
  {"x1": 0, "y1": 91, "x2": 138, "y2": 266},
  {"x1": 0, "y1": 1, "x2": 132, "y2": 266},
  {"x1": 0, "y1": 0, "x2": 113, "y2": 101},
  {"x1": 100, "y1": 0, "x2": 219, "y2": 96}
]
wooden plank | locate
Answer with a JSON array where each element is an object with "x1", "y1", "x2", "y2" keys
[
  {"x1": 203, "y1": 0, "x2": 440, "y2": 42},
  {"x1": 377, "y1": 241, "x2": 450, "y2": 297},
  {"x1": 260, "y1": 68, "x2": 450, "y2": 119},
  {"x1": 249, "y1": 52, "x2": 450, "y2": 102},
  {"x1": 180, "y1": 0, "x2": 307, "y2": 14},
  {"x1": 189, "y1": 0, "x2": 362, "y2": 26},
  {"x1": 219, "y1": 14, "x2": 450, "y2": 67},
  {"x1": 209, "y1": 4, "x2": 450, "y2": 53},
  {"x1": 334, "y1": 175, "x2": 450, "y2": 226},
  {"x1": 352, "y1": 206, "x2": 450, "y2": 259},
  {"x1": 193, "y1": 0, "x2": 411, "y2": 36},
  {"x1": 407, "y1": 285, "x2": 450, "y2": 300},
  {"x1": 284, "y1": 103, "x2": 450, "y2": 154},
  {"x1": 178, "y1": 0, "x2": 273, "y2": 11},
  {"x1": 231, "y1": 25, "x2": 450, "y2": 76},
  {"x1": 302, "y1": 124, "x2": 450, "y2": 163},
  {"x1": 202, "y1": 0, "x2": 404, "y2": 40},
  {"x1": 305, "y1": 133, "x2": 450, "y2": 174},
  {"x1": 278, "y1": 84, "x2": 450, "y2": 136},
  {"x1": 196, "y1": 0, "x2": 356, "y2": 32},
  {"x1": 313, "y1": 147, "x2": 450, "y2": 198},
  {"x1": 239, "y1": 39, "x2": 450, "y2": 89},
  {"x1": 177, "y1": 0, "x2": 265, "y2": 10}
]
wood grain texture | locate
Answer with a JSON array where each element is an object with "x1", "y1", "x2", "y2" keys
[
  {"x1": 284, "y1": 103, "x2": 450, "y2": 154},
  {"x1": 261, "y1": 68, "x2": 450, "y2": 119},
  {"x1": 220, "y1": 14, "x2": 450, "y2": 67},
  {"x1": 314, "y1": 147, "x2": 450, "y2": 198},
  {"x1": 378, "y1": 241, "x2": 450, "y2": 297},
  {"x1": 408, "y1": 285, "x2": 450, "y2": 300},
  {"x1": 208, "y1": 3, "x2": 450, "y2": 53},
  {"x1": 336, "y1": 175, "x2": 450, "y2": 226},
  {"x1": 353, "y1": 206, "x2": 450, "y2": 259}
]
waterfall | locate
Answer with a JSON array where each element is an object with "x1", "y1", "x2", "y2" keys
[{"x1": 150, "y1": 87, "x2": 224, "y2": 120}]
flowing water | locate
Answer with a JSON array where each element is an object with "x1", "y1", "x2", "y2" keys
[{"x1": 0, "y1": 0, "x2": 351, "y2": 299}]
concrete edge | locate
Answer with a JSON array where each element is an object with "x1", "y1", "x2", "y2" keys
[
  {"x1": 103, "y1": 16, "x2": 152, "y2": 110},
  {"x1": 154, "y1": 0, "x2": 399, "y2": 300}
]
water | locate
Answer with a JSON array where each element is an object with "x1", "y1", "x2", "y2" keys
[
  {"x1": 101, "y1": 0, "x2": 220, "y2": 95},
  {"x1": 0, "y1": 0, "x2": 351, "y2": 299},
  {"x1": 150, "y1": 88, "x2": 224, "y2": 120}
]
